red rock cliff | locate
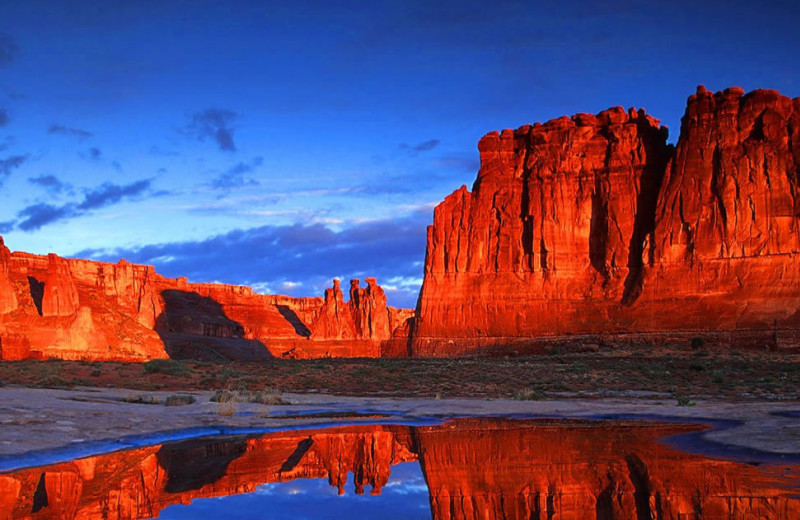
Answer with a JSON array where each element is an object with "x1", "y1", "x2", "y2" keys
[
  {"x1": 0, "y1": 241, "x2": 411, "y2": 361},
  {"x1": 413, "y1": 87, "x2": 800, "y2": 355},
  {"x1": 0, "y1": 237, "x2": 18, "y2": 314}
]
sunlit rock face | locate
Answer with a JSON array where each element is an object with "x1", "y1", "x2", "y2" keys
[
  {"x1": 0, "y1": 245, "x2": 411, "y2": 361},
  {"x1": 0, "y1": 419, "x2": 798, "y2": 520},
  {"x1": 0, "y1": 237, "x2": 18, "y2": 314},
  {"x1": 413, "y1": 87, "x2": 800, "y2": 355}
]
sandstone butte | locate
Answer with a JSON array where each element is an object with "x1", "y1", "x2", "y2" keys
[
  {"x1": 2, "y1": 86, "x2": 800, "y2": 361},
  {"x1": 414, "y1": 86, "x2": 800, "y2": 355},
  {"x1": 0, "y1": 419, "x2": 798, "y2": 519}
]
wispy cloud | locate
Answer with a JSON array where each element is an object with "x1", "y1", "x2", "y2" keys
[
  {"x1": 48, "y1": 124, "x2": 93, "y2": 141},
  {"x1": 11, "y1": 179, "x2": 154, "y2": 231},
  {"x1": 0, "y1": 154, "x2": 29, "y2": 185},
  {"x1": 400, "y1": 139, "x2": 440, "y2": 154},
  {"x1": 185, "y1": 108, "x2": 239, "y2": 152},
  {"x1": 210, "y1": 156, "x2": 263, "y2": 190},
  {"x1": 0, "y1": 109, "x2": 8, "y2": 127}
]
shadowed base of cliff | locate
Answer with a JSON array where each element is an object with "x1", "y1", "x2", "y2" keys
[
  {"x1": 156, "y1": 290, "x2": 273, "y2": 361},
  {"x1": 412, "y1": 329, "x2": 800, "y2": 357}
]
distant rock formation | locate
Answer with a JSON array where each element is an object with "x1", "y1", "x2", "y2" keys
[
  {"x1": 0, "y1": 243, "x2": 411, "y2": 361},
  {"x1": 310, "y1": 278, "x2": 392, "y2": 341},
  {"x1": 413, "y1": 86, "x2": 800, "y2": 355}
]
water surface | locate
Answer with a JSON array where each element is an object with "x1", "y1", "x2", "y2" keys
[{"x1": 2, "y1": 418, "x2": 799, "y2": 519}]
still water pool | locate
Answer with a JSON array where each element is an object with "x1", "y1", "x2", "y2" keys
[{"x1": 2, "y1": 418, "x2": 799, "y2": 519}]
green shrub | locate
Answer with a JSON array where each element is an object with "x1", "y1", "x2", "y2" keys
[
  {"x1": 143, "y1": 359, "x2": 189, "y2": 377},
  {"x1": 676, "y1": 395, "x2": 696, "y2": 407}
]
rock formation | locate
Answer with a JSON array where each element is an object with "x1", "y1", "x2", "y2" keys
[
  {"x1": 0, "y1": 420, "x2": 797, "y2": 519},
  {"x1": 310, "y1": 279, "x2": 356, "y2": 340},
  {"x1": 310, "y1": 277, "x2": 393, "y2": 341},
  {"x1": 413, "y1": 86, "x2": 800, "y2": 355},
  {"x1": 0, "y1": 239, "x2": 410, "y2": 361},
  {"x1": 40, "y1": 254, "x2": 80, "y2": 317},
  {"x1": 0, "y1": 237, "x2": 18, "y2": 314}
]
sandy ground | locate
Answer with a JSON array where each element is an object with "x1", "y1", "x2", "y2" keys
[{"x1": 0, "y1": 385, "x2": 798, "y2": 471}]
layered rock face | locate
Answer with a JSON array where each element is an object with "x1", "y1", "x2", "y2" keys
[
  {"x1": 0, "y1": 242, "x2": 411, "y2": 361},
  {"x1": 414, "y1": 87, "x2": 800, "y2": 354},
  {"x1": 1, "y1": 419, "x2": 797, "y2": 520}
]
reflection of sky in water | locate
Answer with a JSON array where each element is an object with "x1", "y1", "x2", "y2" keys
[{"x1": 157, "y1": 462, "x2": 431, "y2": 519}]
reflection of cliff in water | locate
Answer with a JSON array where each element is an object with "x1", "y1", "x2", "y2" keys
[{"x1": 1, "y1": 419, "x2": 798, "y2": 520}]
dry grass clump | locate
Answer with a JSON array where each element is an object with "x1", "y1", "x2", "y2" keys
[
  {"x1": 210, "y1": 386, "x2": 286, "y2": 416},
  {"x1": 121, "y1": 394, "x2": 162, "y2": 405},
  {"x1": 164, "y1": 394, "x2": 197, "y2": 406},
  {"x1": 512, "y1": 388, "x2": 544, "y2": 401}
]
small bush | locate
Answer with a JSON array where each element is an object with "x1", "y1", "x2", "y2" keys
[
  {"x1": 512, "y1": 389, "x2": 544, "y2": 401},
  {"x1": 676, "y1": 395, "x2": 696, "y2": 407},
  {"x1": 143, "y1": 359, "x2": 189, "y2": 377},
  {"x1": 164, "y1": 394, "x2": 196, "y2": 407},
  {"x1": 122, "y1": 394, "x2": 162, "y2": 405},
  {"x1": 210, "y1": 387, "x2": 286, "y2": 405},
  {"x1": 691, "y1": 337, "x2": 705, "y2": 349}
]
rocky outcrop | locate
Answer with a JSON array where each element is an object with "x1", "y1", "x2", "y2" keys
[
  {"x1": 1, "y1": 420, "x2": 797, "y2": 519},
  {"x1": 413, "y1": 86, "x2": 800, "y2": 355},
  {"x1": 309, "y1": 278, "x2": 397, "y2": 341},
  {"x1": 310, "y1": 279, "x2": 356, "y2": 340},
  {"x1": 41, "y1": 254, "x2": 80, "y2": 317},
  {"x1": 349, "y1": 278, "x2": 391, "y2": 340}
]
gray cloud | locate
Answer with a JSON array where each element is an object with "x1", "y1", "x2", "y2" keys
[
  {"x1": 77, "y1": 179, "x2": 151, "y2": 211},
  {"x1": 400, "y1": 139, "x2": 440, "y2": 154},
  {"x1": 17, "y1": 203, "x2": 77, "y2": 231},
  {"x1": 210, "y1": 156, "x2": 263, "y2": 190},
  {"x1": 27, "y1": 174, "x2": 71, "y2": 194},
  {"x1": 185, "y1": 109, "x2": 238, "y2": 152},
  {"x1": 48, "y1": 124, "x2": 93, "y2": 140},
  {"x1": 0, "y1": 154, "x2": 29, "y2": 185},
  {"x1": 10, "y1": 179, "x2": 154, "y2": 232}
]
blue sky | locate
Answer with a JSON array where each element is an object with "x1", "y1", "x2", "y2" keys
[{"x1": 0, "y1": 1, "x2": 798, "y2": 307}]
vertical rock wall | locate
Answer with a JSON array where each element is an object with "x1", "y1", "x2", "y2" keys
[{"x1": 414, "y1": 87, "x2": 800, "y2": 355}]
